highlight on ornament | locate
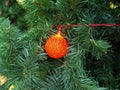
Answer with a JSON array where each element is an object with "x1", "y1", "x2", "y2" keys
[{"x1": 45, "y1": 26, "x2": 68, "y2": 59}]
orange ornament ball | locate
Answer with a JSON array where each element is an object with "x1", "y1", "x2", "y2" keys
[{"x1": 45, "y1": 33, "x2": 68, "y2": 59}]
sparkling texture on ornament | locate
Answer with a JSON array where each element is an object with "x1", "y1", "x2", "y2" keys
[
  {"x1": 109, "y1": 2, "x2": 118, "y2": 9},
  {"x1": 0, "y1": 74, "x2": 7, "y2": 86},
  {"x1": 16, "y1": 0, "x2": 25, "y2": 5},
  {"x1": 9, "y1": 84, "x2": 14, "y2": 90},
  {"x1": 45, "y1": 33, "x2": 68, "y2": 59}
]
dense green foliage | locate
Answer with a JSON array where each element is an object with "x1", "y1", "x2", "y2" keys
[{"x1": 0, "y1": 0, "x2": 120, "y2": 90}]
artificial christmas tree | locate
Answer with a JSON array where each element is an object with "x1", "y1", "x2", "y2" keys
[{"x1": 0, "y1": 0, "x2": 120, "y2": 90}]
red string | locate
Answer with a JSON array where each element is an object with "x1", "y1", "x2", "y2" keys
[
  {"x1": 57, "y1": 24, "x2": 120, "y2": 32},
  {"x1": 89, "y1": 24, "x2": 120, "y2": 27}
]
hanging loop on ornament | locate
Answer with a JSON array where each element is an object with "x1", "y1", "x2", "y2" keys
[
  {"x1": 57, "y1": 25, "x2": 62, "y2": 33},
  {"x1": 57, "y1": 25, "x2": 62, "y2": 35}
]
